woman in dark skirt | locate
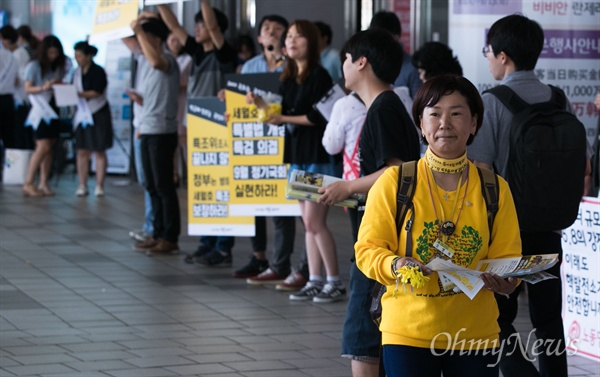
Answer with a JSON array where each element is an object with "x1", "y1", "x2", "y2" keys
[
  {"x1": 72, "y1": 41, "x2": 113, "y2": 197},
  {"x1": 22, "y1": 35, "x2": 69, "y2": 197}
]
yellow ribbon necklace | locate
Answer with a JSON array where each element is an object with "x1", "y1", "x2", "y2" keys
[{"x1": 425, "y1": 148, "x2": 467, "y2": 174}]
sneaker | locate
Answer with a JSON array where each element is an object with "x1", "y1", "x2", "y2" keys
[
  {"x1": 183, "y1": 244, "x2": 213, "y2": 264},
  {"x1": 196, "y1": 249, "x2": 232, "y2": 267},
  {"x1": 289, "y1": 281, "x2": 324, "y2": 301},
  {"x1": 247, "y1": 267, "x2": 286, "y2": 285},
  {"x1": 232, "y1": 256, "x2": 268, "y2": 278},
  {"x1": 148, "y1": 239, "x2": 179, "y2": 255},
  {"x1": 94, "y1": 186, "x2": 105, "y2": 197},
  {"x1": 75, "y1": 185, "x2": 89, "y2": 197},
  {"x1": 133, "y1": 238, "x2": 159, "y2": 251},
  {"x1": 313, "y1": 283, "x2": 347, "y2": 303},
  {"x1": 276, "y1": 271, "x2": 308, "y2": 292},
  {"x1": 129, "y1": 229, "x2": 150, "y2": 242}
]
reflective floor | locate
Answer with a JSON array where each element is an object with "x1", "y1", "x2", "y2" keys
[{"x1": 1, "y1": 175, "x2": 598, "y2": 376}]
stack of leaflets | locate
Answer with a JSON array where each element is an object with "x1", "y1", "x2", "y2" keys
[
  {"x1": 426, "y1": 254, "x2": 559, "y2": 300},
  {"x1": 286, "y1": 169, "x2": 366, "y2": 208}
]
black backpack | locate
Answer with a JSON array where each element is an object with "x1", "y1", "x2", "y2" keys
[
  {"x1": 485, "y1": 85, "x2": 587, "y2": 232},
  {"x1": 369, "y1": 161, "x2": 499, "y2": 326}
]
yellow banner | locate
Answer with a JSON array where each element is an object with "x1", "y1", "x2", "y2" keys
[
  {"x1": 224, "y1": 73, "x2": 301, "y2": 217},
  {"x1": 89, "y1": 0, "x2": 139, "y2": 44},
  {"x1": 186, "y1": 98, "x2": 255, "y2": 236}
]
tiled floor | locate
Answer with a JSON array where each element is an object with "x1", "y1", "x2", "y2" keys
[{"x1": 1, "y1": 175, "x2": 598, "y2": 376}]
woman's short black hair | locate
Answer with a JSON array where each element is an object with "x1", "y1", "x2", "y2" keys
[
  {"x1": 412, "y1": 42, "x2": 462, "y2": 80},
  {"x1": 74, "y1": 41, "x2": 98, "y2": 57},
  {"x1": 412, "y1": 74, "x2": 484, "y2": 146}
]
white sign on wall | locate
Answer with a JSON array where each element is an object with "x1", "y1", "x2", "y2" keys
[
  {"x1": 561, "y1": 197, "x2": 600, "y2": 362},
  {"x1": 448, "y1": 0, "x2": 600, "y2": 147}
]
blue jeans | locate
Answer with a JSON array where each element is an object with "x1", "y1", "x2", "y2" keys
[
  {"x1": 200, "y1": 236, "x2": 235, "y2": 254},
  {"x1": 383, "y1": 345, "x2": 499, "y2": 377},
  {"x1": 341, "y1": 206, "x2": 380, "y2": 361},
  {"x1": 341, "y1": 261, "x2": 381, "y2": 361},
  {"x1": 288, "y1": 162, "x2": 338, "y2": 177},
  {"x1": 134, "y1": 136, "x2": 154, "y2": 234}
]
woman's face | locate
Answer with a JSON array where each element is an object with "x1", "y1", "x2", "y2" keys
[
  {"x1": 167, "y1": 34, "x2": 182, "y2": 55},
  {"x1": 420, "y1": 91, "x2": 477, "y2": 159},
  {"x1": 74, "y1": 50, "x2": 90, "y2": 67},
  {"x1": 285, "y1": 25, "x2": 308, "y2": 61},
  {"x1": 46, "y1": 46, "x2": 59, "y2": 62}
]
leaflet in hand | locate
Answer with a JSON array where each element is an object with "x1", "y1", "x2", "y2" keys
[
  {"x1": 426, "y1": 254, "x2": 559, "y2": 300},
  {"x1": 286, "y1": 169, "x2": 365, "y2": 208}
]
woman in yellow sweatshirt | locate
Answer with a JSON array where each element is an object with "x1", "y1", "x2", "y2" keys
[{"x1": 355, "y1": 75, "x2": 521, "y2": 377}]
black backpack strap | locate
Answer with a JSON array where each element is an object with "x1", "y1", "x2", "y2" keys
[
  {"x1": 396, "y1": 160, "x2": 417, "y2": 257},
  {"x1": 484, "y1": 85, "x2": 528, "y2": 114},
  {"x1": 477, "y1": 167, "x2": 499, "y2": 244},
  {"x1": 370, "y1": 161, "x2": 418, "y2": 325}
]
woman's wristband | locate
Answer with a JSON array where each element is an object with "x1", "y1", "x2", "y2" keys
[{"x1": 391, "y1": 257, "x2": 402, "y2": 276}]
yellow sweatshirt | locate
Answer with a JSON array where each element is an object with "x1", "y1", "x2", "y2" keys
[{"x1": 355, "y1": 159, "x2": 522, "y2": 350}]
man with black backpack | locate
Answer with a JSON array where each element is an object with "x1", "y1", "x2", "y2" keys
[{"x1": 469, "y1": 14, "x2": 589, "y2": 377}]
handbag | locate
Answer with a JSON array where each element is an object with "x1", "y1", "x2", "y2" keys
[{"x1": 3, "y1": 149, "x2": 33, "y2": 185}]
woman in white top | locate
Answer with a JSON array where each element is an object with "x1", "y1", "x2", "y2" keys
[{"x1": 22, "y1": 35, "x2": 69, "y2": 197}]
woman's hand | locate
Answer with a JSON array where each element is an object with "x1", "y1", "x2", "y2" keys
[
  {"x1": 42, "y1": 81, "x2": 53, "y2": 91},
  {"x1": 265, "y1": 113, "x2": 283, "y2": 125},
  {"x1": 130, "y1": 19, "x2": 142, "y2": 34},
  {"x1": 317, "y1": 181, "x2": 352, "y2": 206},
  {"x1": 217, "y1": 89, "x2": 226, "y2": 102},
  {"x1": 479, "y1": 273, "x2": 518, "y2": 297},
  {"x1": 125, "y1": 89, "x2": 143, "y2": 105},
  {"x1": 245, "y1": 91, "x2": 256, "y2": 104},
  {"x1": 394, "y1": 257, "x2": 433, "y2": 276}
]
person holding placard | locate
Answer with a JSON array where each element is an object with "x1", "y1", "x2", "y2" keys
[
  {"x1": 72, "y1": 41, "x2": 113, "y2": 197},
  {"x1": 157, "y1": 0, "x2": 237, "y2": 266},
  {"x1": 247, "y1": 20, "x2": 343, "y2": 303}
]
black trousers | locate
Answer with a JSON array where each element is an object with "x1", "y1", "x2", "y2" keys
[
  {"x1": 0, "y1": 94, "x2": 15, "y2": 148},
  {"x1": 140, "y1": 133, "x2": 180, "y2": 243},
  {"x1": 251, "y1": 216, "x2": 296, "y2": 276},
  {"x1": 496, "y1": 231, "x2": 567, "y2": 377}
]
